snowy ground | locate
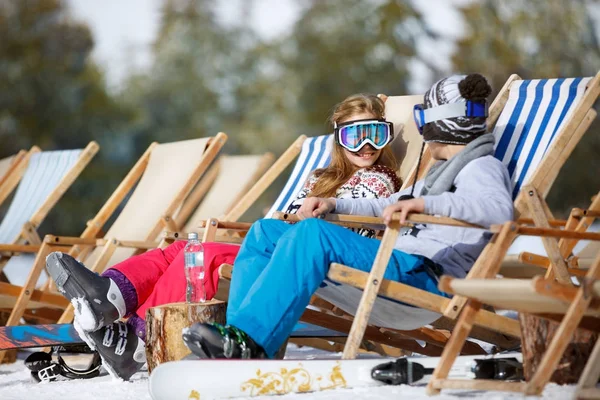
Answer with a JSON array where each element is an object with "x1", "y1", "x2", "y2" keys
[{"x1": 0, "y1": 345, "x2": 579, "y2": 400}]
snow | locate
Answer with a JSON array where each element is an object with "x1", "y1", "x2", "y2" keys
[{"x1": 0, "y1": 346, "x2": 580, "y2": 400}]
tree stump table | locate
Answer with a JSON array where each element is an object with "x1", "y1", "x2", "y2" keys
[
  {"x1": 520, "y1": 313, "x2": 598, "y2": 384},
  {"x1": 145, "y1": 300, "x2": 226, "y2": 373}
]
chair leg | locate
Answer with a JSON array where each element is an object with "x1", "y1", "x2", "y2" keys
[
  {"x1": 575, "y1": 335, "x2": 600, "y2": 400},
  {"x1": 0, "y1": 243, "x2": 52, "y2": 363},
  {"x1": 426, "y1": 299, "x2": 481, "y2": 396},
  {"x1": 341, "y1": 221, "x2": 400, "y2": 359}
]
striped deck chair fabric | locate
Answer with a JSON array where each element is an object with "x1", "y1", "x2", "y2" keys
[
  {"x1": 493, "y1": 77, "x2": 591, "y2": 198},
  {"x1": 1, "y1": 149, "x2": 84, "y2": 287},
  {"x1": 266, "y1": 134, "x2": 332, "y2": 218},
  {"x1": 316, "y1": 77, "x2": 594, "y2": 332},
  {"x1": 498, "y1": 78, "x2": 594, "y2": 266},
  {"x1": 0, "y1": 150, "x2": 83, "y2": 243}
]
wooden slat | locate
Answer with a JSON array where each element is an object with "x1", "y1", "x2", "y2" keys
[
  {"x1": 0, "y1": 146, "x2": 39, "y2": 207},
  {"x1": 328, "y1": 263, "x2": 521, "y2": 338},
  {"x1": 341, "y1": 221, "x2": 401, "y2": 359},
  {"x1": 275, "y1": 212, "x2": 483, "y2": 230},
  {"x1": 523, "y1": 185, "x2": 571, "y2": 284}
]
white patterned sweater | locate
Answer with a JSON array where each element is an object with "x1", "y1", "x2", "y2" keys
[{"x1": 285, "y1": 165, "x2": 401, "y2": 238}]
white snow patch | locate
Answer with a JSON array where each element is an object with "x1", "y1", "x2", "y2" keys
[{"x1": 71, "y1": 297, "x2": 100, "y2": 332}]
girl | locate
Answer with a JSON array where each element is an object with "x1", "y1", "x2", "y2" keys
[{"x1": 46, "y1": 93, "x2": 402, "y2": 380}]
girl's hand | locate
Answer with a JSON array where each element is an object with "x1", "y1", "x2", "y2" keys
[
  {"x1": 382, "y1": 198, "x2": 425, "y2": 225},
  {"x1": 297, "y1": 197, "x2": 336, "y2": 220},
  {"x1": 377, "y1": 93, "x2": 389, "y2": 103}
]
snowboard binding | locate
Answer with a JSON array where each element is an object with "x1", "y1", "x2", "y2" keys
[
  {"x1": 371, "y1": 357, "x2": 524, "y2": 386},
  {"x1": 471, "y1": 357, "x2": 524, "y2": 381},
  {"x1": 371, "y1": 358, "x2": 432, "y2": 385},
  {"x1": 25, "y1": 344, "x2": 101, "y2": 383}
]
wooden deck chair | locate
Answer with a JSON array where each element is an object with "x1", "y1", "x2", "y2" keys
[
  {"x1": 433, "y1": 237, "x2": 600, "y2": 396},
  {"x1": 0, "y1": 143, "x2": 99, "y2": 283},
  {"x1": 306, "y1": 72, "x2": 600, "y2": 362},
  {"x1": 0, "y1": 134, "x2": 226, "y2": 362},
  {"x1": 0, "y1": 149, "x2": 30, "y2": 208}
]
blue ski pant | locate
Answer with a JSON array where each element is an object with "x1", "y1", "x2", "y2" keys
[{"x1": 226, "y1": 218, "x2": 447, "y2": 357}]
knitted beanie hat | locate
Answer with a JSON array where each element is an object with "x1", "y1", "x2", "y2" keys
[{"x1": 422, "y1": 73, "x2": 492, "y2": 144}]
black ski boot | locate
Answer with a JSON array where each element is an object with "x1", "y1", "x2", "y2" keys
[
  {"x1": 46, "y1": 252, "x2": 125, "y2": 332},
  {"x1": 182, "y1": 322, "x2": 267, "y2": 359},
  {"x1": 75, "y1": 320, "x2": 145, "y2": 381}
]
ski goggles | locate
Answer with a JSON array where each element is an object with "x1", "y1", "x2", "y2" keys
[
  {"x1": 25, "y1": 345, "x2": 101, "y2": 383},
  {"x1": 413, "y1": 100, "x2": 488, "y2": 134},
  {"x1": 334, "y1": 118, "x2": 393, "y2": 152}
]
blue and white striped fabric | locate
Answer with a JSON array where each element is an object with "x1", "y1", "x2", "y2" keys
[
  {"x1": 266, "y1": 135, "x2": 333, "y2": 218},
  {"x1": 0, "y1": 149, "x2": 83, "y2": 243},
  {"x1": 493, "y1": 77, "x2": 591, "y2": 198}
]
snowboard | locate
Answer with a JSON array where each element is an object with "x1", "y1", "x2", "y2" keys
[
  {"x1": 0, "y1": 324, "x2": 83, "y2": 350},
  {"x1": 149, "y1": 354, "x2": 521, "y2": 400}
]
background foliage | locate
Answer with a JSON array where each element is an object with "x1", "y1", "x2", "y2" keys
[{"x1": 0, "y1": 0, "x2": 598, "y2": 236}]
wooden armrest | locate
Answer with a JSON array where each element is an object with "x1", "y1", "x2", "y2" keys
[
  {"x1": 0, "y1": 244, "x2": 41, "y2": 253},
  {"x1": 197, "y1": 220, "x2": 253, "y2": 231},
  {"x1": 116, "y1": 240, "x2": 160, "y2": 250},
  {"x1": 43, "y1": 235, "x2": 101, "y2": 245},
  {"x1": 492, "y1": 225, "x2": 600, "y2": 241},
  {"x1": 273, "y1": 211, "x2": 482, "y2": 229}
]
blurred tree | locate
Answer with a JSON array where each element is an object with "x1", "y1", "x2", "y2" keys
[
  {"x1": 0, "y1": 0, "x2": 129, "y2": 152},
  {"x1": 121, "y1": 0, "x2": 257, "y2": 155},
  {"x1": 232, "y1": 0, "x2": 432, "y2": 155},
  {"x1": 454, "y1": 0, "x2": 600, "y2": 216},
  {"x1": 0, "y1": 0, "x2": 133, "y2": 235}
]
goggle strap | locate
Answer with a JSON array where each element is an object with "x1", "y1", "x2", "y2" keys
[{"x1": 422, "y1": 101, "x2": 487, "y2": 124}]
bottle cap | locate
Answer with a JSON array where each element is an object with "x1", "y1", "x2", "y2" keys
[{"x1": 187, "y1": 232, "x2": 199, "y2": 240}]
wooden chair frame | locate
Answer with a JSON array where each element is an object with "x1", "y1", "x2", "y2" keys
[
  {"x1": 0, "y1": 134, "x2": 227, "y2": 362},
  {"x1": 0, "y1": 149, "x2": 31, "y2": 208},
  {"x1": 430, "y1": 234, "x2": 600, "y2": 396}
]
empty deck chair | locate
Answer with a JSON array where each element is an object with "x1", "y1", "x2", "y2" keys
[
  {"x1": 0, "y1": 134, "x2": 227, "y2": 362},
  {"x1": 0, "y1": 143, "x2": 99, "y2": 286},
  {"x1": 313, "y1": 72, "x2": 600, "y2": 361}
]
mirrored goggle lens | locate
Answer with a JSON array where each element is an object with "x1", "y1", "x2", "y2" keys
[
  {"x1": 339, "y1": 123, "x2": 390, "y2": 150},
  {"x1": 413, "y1": 105, "x2": 425, "y2": 134}
]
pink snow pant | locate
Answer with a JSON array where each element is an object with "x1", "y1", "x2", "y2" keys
[{"x1": 107, "y1": 241, "x2": 240, "y2": 320}]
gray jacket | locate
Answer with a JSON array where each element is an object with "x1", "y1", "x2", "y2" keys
[{"x1": 333, "y1": 155, "x2": 514, "y2": 278}]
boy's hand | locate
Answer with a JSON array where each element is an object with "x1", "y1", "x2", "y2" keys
[
  {"x1": 382, "y1": 198, "x2": 425, "y2": 225},
  {"x1": 297, "y1": 197, "x2": 336, "y2": 220}
]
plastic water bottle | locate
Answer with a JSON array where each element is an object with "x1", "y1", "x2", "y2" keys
[{"x1": 184, "y1": 232, "x2": 206, "y2": 303}]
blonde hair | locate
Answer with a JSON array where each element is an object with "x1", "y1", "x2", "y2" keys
[{"x1": 310, "y1": 94, "x2": 399, "y2": 198}]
